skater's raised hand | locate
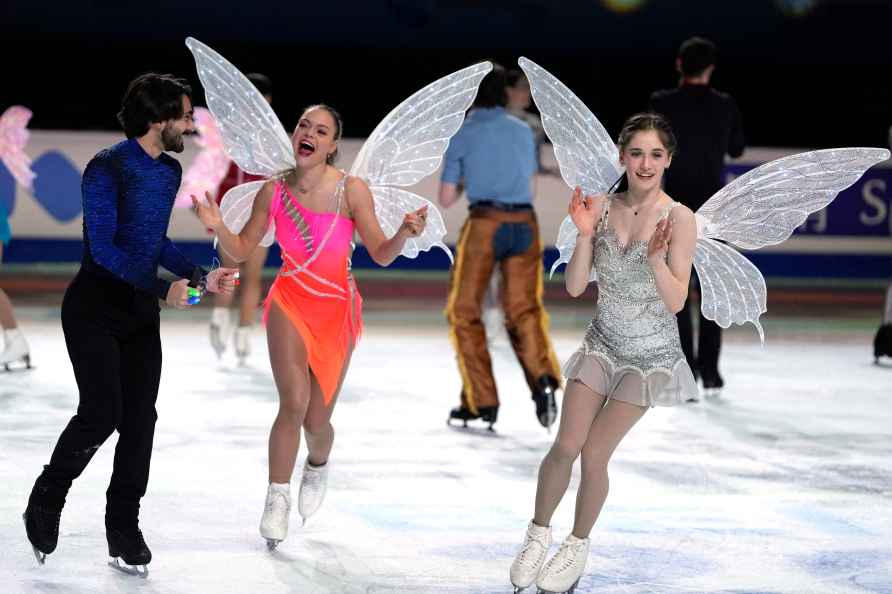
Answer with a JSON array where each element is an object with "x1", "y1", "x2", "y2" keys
[
  {"x1": 166, "y1": 279, "x2": 193, "y2": 309},
  {"x1": 568, "y1": 187, "x2": 604, "y2": 238},
  {"x1": 192, "y1": 191, "x2": 223, "y2": 232},
  {"x1": 206, "y1": 268, "x2": 239, "y2": 295},
  {"x1": 398, "y1": 205, "x2": 429, "y2": 238},
  {"x1": 647, "y1": 217, "x2": 672, "y2": 264}
]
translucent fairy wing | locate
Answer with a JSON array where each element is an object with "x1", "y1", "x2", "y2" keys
[
  {"x1": 519, "y1": 57, "x2": 622, "y2": 279},
  {"x1": 519, "y1": 57, "x2": 622, "y2": 196},
  {"x1": 175, "y1": 107, "x2": 231, "y2": 208},
  {"x1": 693, "y1": 238, "x2": 767, "y2": 344},
  {"x1": 369, "y1": 186, "x2": 452, "y2": 263},
  {"x1": 348, "y1": 62, "x2": 491, "y2": 261},
  {"x1": 697, "y1": 147, "x2": 890, "y2": 249},
  {"x1": 185, "y1": 37, "x2": 294, "y2": 177},
  {"x1": 217, "y1": 179, "x2": 275, "y2": 248},
  {"x1": 0, "y1": 105, "x2": 36, "y2": 190},
  {"x1": 549, "y1": 215, "x2": 597, "y2": 282},
  {"x1": 349, "y1": 62, "x2": 492, "y2": 185}
]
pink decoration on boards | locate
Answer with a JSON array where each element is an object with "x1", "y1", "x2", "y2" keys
[
  {"x1": 0, "y1": 106, "x2": 36, "y2": 191},
  {"x1": 175, "y1": 107, "x2": 230, "y2": 207}
]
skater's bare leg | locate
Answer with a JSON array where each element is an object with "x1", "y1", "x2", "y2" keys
[
  {"x1": 0, "y1": 289, "x2": 17, "y2": 329},
  {"x1": 571, "y1": 396, "x2": 646, "y2": 538},
  {"x1": 266, "y1": 300, "x2": 312, "y2": 483},
  {"x1": 238, "y1": 245, "x2": 267, "y2": 327},
  {"x1": 303, "y1": 342, "x2": 353, "y2": 466},
  {"x1": 533, "y1": 380, "x2": 605, "y2": 527}
]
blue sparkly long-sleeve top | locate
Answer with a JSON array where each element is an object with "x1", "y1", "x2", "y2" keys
[{"x1": 81, "y1": 138, "x2": 201, "y2": 299}]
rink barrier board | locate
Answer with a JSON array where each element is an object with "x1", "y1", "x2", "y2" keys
[{"x1": 1, "y1": 132, "x2": 890, "y2": 280}]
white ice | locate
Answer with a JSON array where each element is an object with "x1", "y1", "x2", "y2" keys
[{"x1": 1, "y1": 305, "x2": 891, "y2": 593}]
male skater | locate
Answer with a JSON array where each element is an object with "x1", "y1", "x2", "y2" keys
[{"x1": 24, "y1": 73, "x2": 237, "y2": 576}]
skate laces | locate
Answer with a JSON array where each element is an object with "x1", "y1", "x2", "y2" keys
[
  {"x1": 516, "y1": 527, "x2": 548, "y2": 567},
  {"x1": 547, "y1": 538, "x2": 586, "y2": 574},
  {"x1": 265, "y1": 490, "x2": 290, "y2": 512}
]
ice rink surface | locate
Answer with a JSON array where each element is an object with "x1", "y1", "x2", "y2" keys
[{"x1": 1, "y1": 304, "x2": 891, "y2": 593}]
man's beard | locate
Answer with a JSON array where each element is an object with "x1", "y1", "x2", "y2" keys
[{"x1": 161, "y1": 124, "x2": 184, "y2": 153}]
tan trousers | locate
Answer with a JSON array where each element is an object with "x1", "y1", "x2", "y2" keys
[{"x1": 445, "y1": 207, "x2": 562, "y2": 413}]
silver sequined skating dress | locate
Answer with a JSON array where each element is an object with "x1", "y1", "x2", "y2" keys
[{"x1": 563, "y1": 201, "x2": 698, "y2": 407}]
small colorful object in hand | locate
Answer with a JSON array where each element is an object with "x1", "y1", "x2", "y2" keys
[
  {"x1": 233, "y1": 271, "x2": 241, "y2": 287},
  {"x1": 187, "y1": 287, "x2": 203, "y2": 305}
]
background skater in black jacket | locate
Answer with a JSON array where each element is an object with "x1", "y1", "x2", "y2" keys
[{"x1": 650, "y1": 36, "x2": 745, "y2": 398}]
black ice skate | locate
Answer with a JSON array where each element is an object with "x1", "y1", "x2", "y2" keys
[
  {"x1": 107, "y1": 524, "x2": 151, "y2": 578},
  {"x1": 447, "y1": 405, "x2": 498, "y2": 431},
  {"x1": 874, "y1": 323, "x2": 892, "y2": 364},
  {"x1": 23, "y1": 504, "x2": 61, "y2": 565},
  {"x1": 702, "y1": 373, "x2": 724, "y2": 398},
  {"x1": 532, "y1": 376, "x2": 559, "y2": 431}
]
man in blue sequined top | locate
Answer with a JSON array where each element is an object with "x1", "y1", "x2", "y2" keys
[{"x1": 24, "y1": 73, "x2": 237, "y2": 573}]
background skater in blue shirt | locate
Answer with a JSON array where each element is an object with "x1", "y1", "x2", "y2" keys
[
  {"x1": 440, "y1": 64, "x2": 562, "y2": 432},
  {"x1": 23, "y1": 73, "x2": 237, "y2": 577}
]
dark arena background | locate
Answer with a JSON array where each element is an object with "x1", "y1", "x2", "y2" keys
[{"x1": 1, "y1": 1, "x2": 891, "y2": 593}]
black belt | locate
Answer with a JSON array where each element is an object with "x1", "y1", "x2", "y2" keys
[{"x1": 470, "y1": 200, "x2": 533, "y2": 212}]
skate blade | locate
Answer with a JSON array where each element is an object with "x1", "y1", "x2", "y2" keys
[
  {"x1": 22, "y1": 512, "x2": 47, "y2": 565},
  {"x1": 446, "y1": 423, "x2": 499, "y2": 437},
  {"x1": 108, "y1": 557, "x2": 149, "y2": 578},
  {"x1": 265, "y1": 538, "x2": 281, "y2": 551}
]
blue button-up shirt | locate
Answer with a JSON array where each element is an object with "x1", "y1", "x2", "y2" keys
[{"x1": 441, "y1": 107, "x2": 536, "y2": 205}]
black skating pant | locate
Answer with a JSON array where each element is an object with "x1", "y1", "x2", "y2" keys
[
  {"x1": 676, "y1": 270, "x2": 722, "y2": 382},
  {"x1": 30, "y1": 269, "x2": 162, "y2": 530}
]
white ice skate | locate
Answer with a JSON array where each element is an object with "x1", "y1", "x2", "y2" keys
[
  {"x1": 209, "y1": 307, "x2": 233, "y2": 359},
  {"x1": 1, "y1": 328, "x2": 31, "y2": 371},
  {"x1": 509, "y1": 520, "x2": 552, "y2": 593},
  {"x1": 259, "y1": 483, "x2": 290, "y2": 549},
  {"x1": 536, "y1": 534, "x2": 589, "y2": 594},
  {"x1": 298, "y1": 459, "x2": 328, "y2": 525},
  {"x1": 234, "y1": 325, "x2": 251, "y2": 365},
  {"x1": 482, "y1": 305, "x2": 504, "y2": 348}
]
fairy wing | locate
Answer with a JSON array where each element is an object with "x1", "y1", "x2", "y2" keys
[
  {"x1": 552, "y1": 216, "x2": 597, "y2": 281},
  {"x1": 175, "y1": 107, "x2": 231, "y2": 208},
  {"x1": 0, "y1": 105, "x2": 36, "y2": 191},
  {"x1": 348, "y1": 61, "x2": 493, "y2": 263},
  {"x1": 697, "y1": 148, "x2": 890, "y2": 248},
  {"x1": 216, "y1": 179, "x2": 276, "y2": 248},
  {"x1": 692, "y1": 238, "x2": 767, "y2": 343},
  {"x1": 693, "y1": 147, "x2": 890, "y2": 341},
  {"x1": 185, "y1": 37, "x2": 293, "y2": 178},
  {"x1": 518, "y1": 57, "x2": 622, "y2": 280}
]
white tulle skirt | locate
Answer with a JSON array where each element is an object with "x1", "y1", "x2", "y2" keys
[{"x1": 562, "y1": 350, "x2": 699, "y2": 407}]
